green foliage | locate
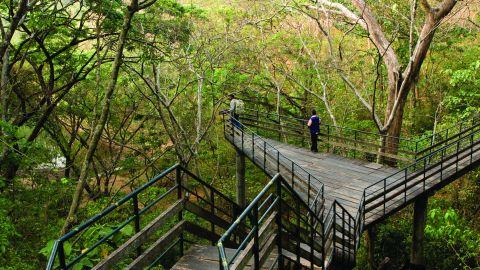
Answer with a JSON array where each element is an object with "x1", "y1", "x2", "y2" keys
[
  {"x1": 444, "y1": 60, "x2": 480, "y2": 117},
  {"x1": 356, "y1": 198, "x2": 480, "y2": 270},
  {"x1": 0, "y1": 198, "x2": 17, "y2": 255},
  {"x1": 425, "y1": 207, "x2": 480, "y2": 269}
]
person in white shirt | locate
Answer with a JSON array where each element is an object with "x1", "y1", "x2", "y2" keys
[{"x1": 229, "y1": 94, "x2": 240, "y2": 128}]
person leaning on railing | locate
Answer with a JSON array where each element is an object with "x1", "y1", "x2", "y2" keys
[
  {"x1": 307, "y1": 109, "x2": 321, "y2": 152},
  {"x1": 227, "y1": 93, "x2": 244, "y2": 128}
]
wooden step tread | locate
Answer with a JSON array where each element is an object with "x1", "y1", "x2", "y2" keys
[{"x1": 171, "y1": 244, "x2": 277, "y2": 270}]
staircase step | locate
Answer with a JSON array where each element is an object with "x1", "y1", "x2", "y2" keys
[{"x1": 171, "y1": 244, "x2": 278, "y2": 270}]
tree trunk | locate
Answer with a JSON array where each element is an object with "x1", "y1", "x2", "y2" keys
[
  {"x1": 383, "y1": 93, "x2": 408, "y2": 166},
  {"x1": 61, "y1": 0, "x2": 139, "y2": 234}
]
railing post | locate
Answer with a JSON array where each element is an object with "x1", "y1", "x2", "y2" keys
[
  {"x1": 423, "y1": 159, "x2": 426, "y2": 191},
  {"x1": 327, "y1": 125, "x2": 331, "y2": 153},
  {"x1": 471, "y1": 131, "x2": 474, "y2": 163},
  {"x1": 241, "y1": 125, "x2": 244, "y2": 151},
  {"x1": 310, "y1": 215, "x2": 314, "y2": 270},
  {"x1": 363, "y1": 190, "x2": 366, "y2": 225},
  {"x1": 291, "y1": 163, "x2": 294, "y2": 188},
  {"x1": 404, "y1": 169, "x2": 407, "y2": 203},
  {"x1": 354, "y1": 130, "x2": 357, "y2": 159},
  {"x1": 263, "y1": 141, "x2": 266, "y2": 171},
  {"x1": 342, "y1": 210, "x2": 346, "y2": 261},
  {"x1": 295, "y1": 198, "x2": 301, "y2": 267},
  {"x1": 383, "y1": 180, "x2": 386, "y2": 215},
  {"x1": 456, "y1": 139, "x2": 460, "y2": 173},
  {"x1": 132, "y1": 194, "x2": 141, "y2": 256},
  {"x1": 333, "y1": 203, "x2": 337, "y2": 257},
  {"x1": 211, "y1": 186, "x2": 215, "y2": 245},
  {"x1": 252, "y1": 133, "x2": 255, "y2": 158},
  {"x1": 256, "y1": 110, "x2": 259, "y2": 134},
  {"x1": 252, "y1": 203, "x2": 260, "y2": 270},
  {"x1": 277, "y1": 151, "x2": 280, "y2": 173},
  {"x1": 176, "y1": 166, "x2": 184, "y2": 257},
  {"x1": 58, "y1": 241, "x2": 67, "y2": 270},
  {"x1": 231, "y1": 115, "x2": 235, "y2": 144},
  {"x1": 308, "y1": 174, "x2": 311, "y2": 208},
  {"x1": 275, "y1": 178, "x2": 283, "y2": 269}
]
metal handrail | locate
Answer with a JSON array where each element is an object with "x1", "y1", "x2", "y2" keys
[
  {"x1": 240, "y1": 108, "x2": 418, "y2": 164},
  {"x1": 223, "y1": 114, "x2": 325, "y2": 213},
  {"x1": 362, "y1": 121, "x2": 480, "y2": 225},
  {"x1": 234, "y1": 108, "x2": 480, "y2": 268},
  {"x1": 241, "y1": 108, "x2": 480, "y2": 163},
  {"x1": 217, "y1": 174, "x2": 325, "y2": 269},
  {"x1": 47, "y1": 164, "x2": 240, "y2": 270}
]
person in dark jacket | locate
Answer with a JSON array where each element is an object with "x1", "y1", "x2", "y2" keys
[{"x1": 307, "y1": 109, "x2": 320, "y2": 152}]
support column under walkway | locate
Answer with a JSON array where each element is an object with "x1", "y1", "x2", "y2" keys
[
  {"x1": 410, "y1": 195, "x2": 428, "y2": 270},
  {"x1": 236, "y1": 150, "x2": 246, "y2": 209}
]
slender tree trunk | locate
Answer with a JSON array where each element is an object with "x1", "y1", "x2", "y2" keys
[{"x1": 62, "y1": 0, "x2": 139, "y2": 234}]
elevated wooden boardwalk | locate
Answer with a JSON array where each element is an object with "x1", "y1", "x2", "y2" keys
[
  {"x1": 264, "y1": 138, "x2": 397, "y2": 217},
  {"x1": 48, "y1": 110, "x2": 480, "y2": 270},
  {"x1": 224, "y1": 110, "x2": 480, "y2": 268}
]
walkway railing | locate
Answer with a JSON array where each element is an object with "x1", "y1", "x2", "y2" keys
[
  {"x1": 223, "y1": 114, "x2": 324, "y2": 216},
  {"x1": 47, "y1": 164, "x2": 241, "y2": 270},
  {"x1": 229, "y1": 108, "x2": 480, "y2": 268},
  {"x1": 240, "y1": 109, "x2": 417, "y2": 166},
  {"x1": 217, "y1": 174, "x2": 325, "y2": 269},
  {"x1": 240, "y1": 108, "x2": 480, "y2": 167},
  {"x1": 363, "y1": 120, "x2": 480, "y2": 224}
]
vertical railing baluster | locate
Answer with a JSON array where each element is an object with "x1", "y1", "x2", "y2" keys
[
  {"x1": 404, "y1": 169, "x2": 407, "y2": 203},
  {"x1": 263, "y1": 141, "x2": 266, "y2": 171},
  {"x1": 383, "y1": 179, "x2": 386, "y2": 215},
  {"x1": 276, "y1": 178, "x2": 283, "y2": 269},
  {"x1": 291, "y1": 163, "x2": 294, "y2": 188},
  {"x1": 342, "y1": 209, "x2": 345, "y2": 261},
  {"x1": 277, "y1": 151, "x2": 280, "y2": 173},
  {"x1": 252, "y1": 133, "x2": 254, "y2": 159},
  {"x1": 252, "y1": 203, "x2": 260, "y2": 270},
  {"x1": 310, "y1": 213, "x2": 314, "y2": 270},
  {"x1": 423, "y1": 158, "x2": 426, "y2": 191},
  {"x1": 295, "y1": 198, "x2": 301, "y2": 267},
  {"x1": 211, "y1": 186, "x2": 215, "y2": 245},
  {"x1": 354, "y1": 131, "x2": 357, "y2": 159},
  {"x1": 58, "y1": 241, "x2": 67, "y2": 270},
  {"x1": 308, "y1": 174, "x2": 311, "y2": 209},
  {"x1": 471, "y1": 131, "x2": 474, "y2": 163},
  {"x1": 241, "y1": 125, "x2": 244, "y2": 151},
  {"x1": 333, "y1": 203, "x2": 337, "y2": 257},
  {"x1": 176, "y1": 167, "x2": 184, "y2": 256},
  {"x1": 132, "y1": 194, "x2": 141, "y2": 256},
  {"x1": 456, "y1": 139, "x2": 460, "y2": 173}
]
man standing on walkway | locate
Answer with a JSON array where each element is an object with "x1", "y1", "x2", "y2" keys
[
  {"x1": 307, "y1": 109, "x2": 320, "y2": 152},
  {"x1": 229, "y1": 94, "x2": 244, "y2": 128}
]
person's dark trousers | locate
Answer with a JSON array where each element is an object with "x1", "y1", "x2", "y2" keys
[
  {"x1": 310, "y1": 133, "x2": 318, "y2": 152},
  {"x1": 231, "y1": 113, "x2": 241, "y2": 128}
]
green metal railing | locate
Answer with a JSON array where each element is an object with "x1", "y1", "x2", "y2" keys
[
  {"x1": 217, "y1": 174, "x2": 325, "y2": 270},
  {"x1": 47, "y1": 164, "x2": 240, "y2": 270}
]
